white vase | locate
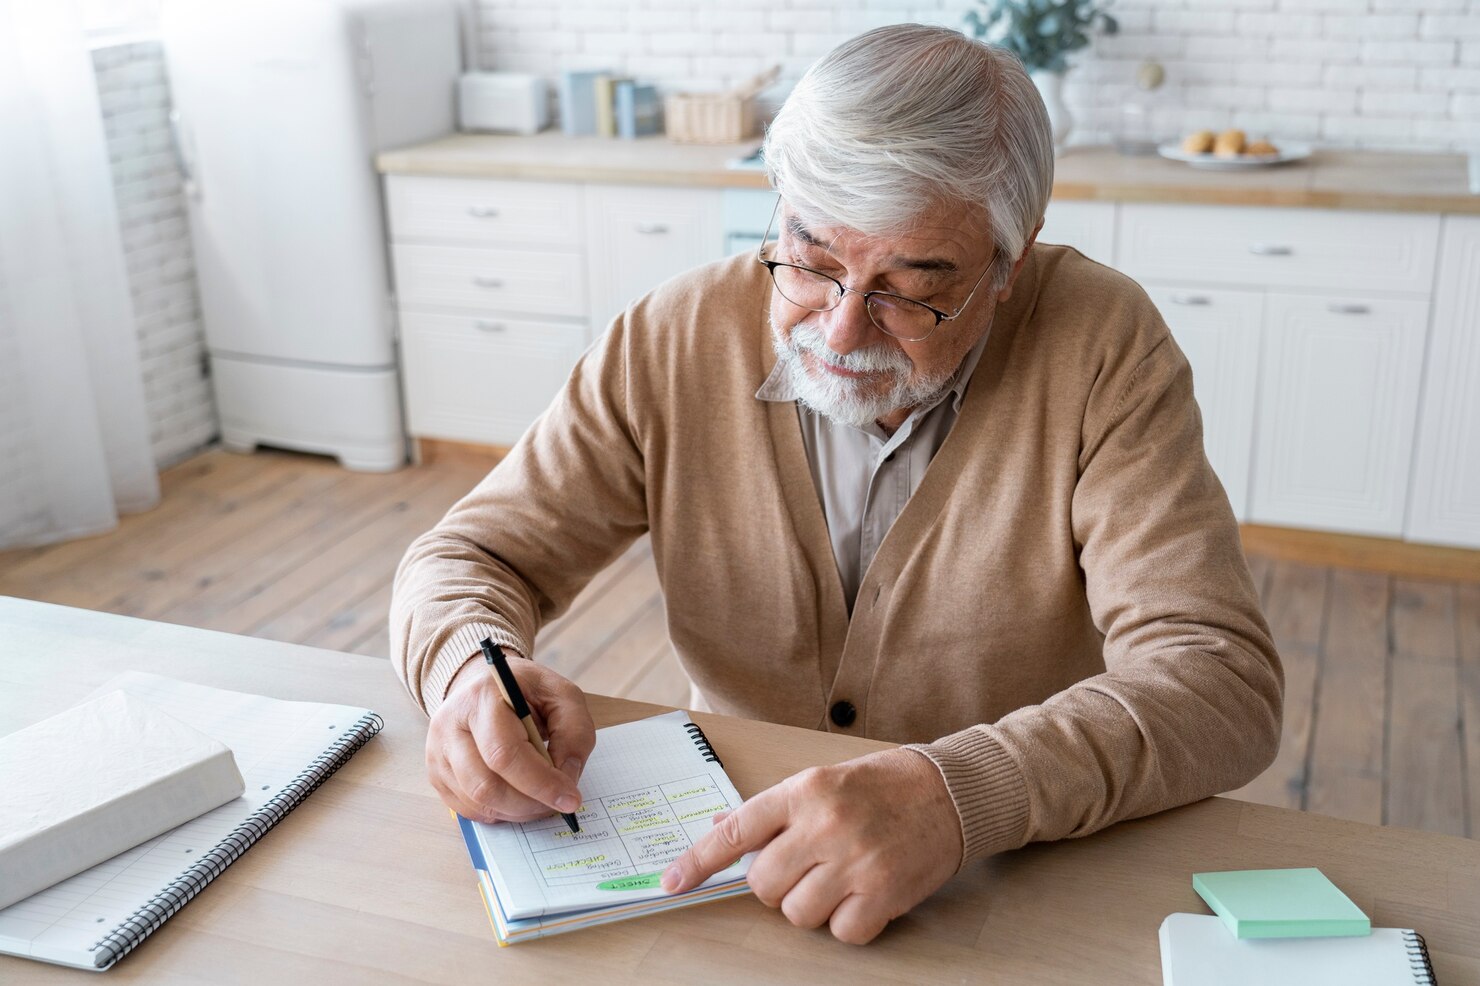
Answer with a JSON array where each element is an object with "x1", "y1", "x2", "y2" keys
[{"x1": 1031, "y1": 69, "x2": 1072, "y2": 154}]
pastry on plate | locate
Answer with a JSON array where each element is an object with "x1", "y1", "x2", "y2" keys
[
  {"x1": 1213, "y1": 128, "x2": 1245, "y2": 157},
  {"x1": 1244, "y1": 138, "x2": 1278, "y2": 156},
  {"x1": 1181, "y1": 130, "x2": 1215, "y2": 154}
]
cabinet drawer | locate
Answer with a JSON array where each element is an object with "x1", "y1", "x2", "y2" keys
[
  {"x1": 400, "y1": 312, "x2": 589, "y2": 446},
  {"x1": 1118, "y1": 204, "x2": 1438, "y2": 295},
  {"x1": 393, "y1": 244, "x2": 586, "y2": 317},
  {"x1": 386, "y1": 176, "x2": 584, "y2": 247}
]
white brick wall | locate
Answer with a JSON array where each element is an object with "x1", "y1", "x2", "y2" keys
[
  {"x1": 476, "y1": 0, "x2": 1480, "y2": 152},
  {"x1": 91, "y1": 40, "x2": 217, "y2": 469}
]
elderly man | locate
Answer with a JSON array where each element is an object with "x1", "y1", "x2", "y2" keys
[{"x1": 391, "y1": 25, "x2": 1282, "y2": 945}]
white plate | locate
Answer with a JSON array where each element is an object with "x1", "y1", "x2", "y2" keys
[{"x1": 1157, "y1": 140, "x2": 1312, "y2": 170}]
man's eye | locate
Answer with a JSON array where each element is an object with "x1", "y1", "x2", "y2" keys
[{"x1": 791, "y1": 254, "x2": 839, "y2": 276}]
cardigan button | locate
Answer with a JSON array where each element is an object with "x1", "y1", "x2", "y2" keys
[{"x1": 829, "y1": 701, "x2": 857, "y2": 728}]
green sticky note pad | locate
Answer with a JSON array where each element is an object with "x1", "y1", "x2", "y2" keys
[{"x1": 1192, "y1": 868, "x2": 1371, "y2": 939}]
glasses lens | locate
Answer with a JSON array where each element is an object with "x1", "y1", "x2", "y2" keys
[
  {"x1": 771, "y1": 264, "x2": 838, "y2": 312},
  {"x1": 867, "y1": 293, "x2": 937, "y2": 341}
]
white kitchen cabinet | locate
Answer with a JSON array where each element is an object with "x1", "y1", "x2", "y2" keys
[
  {"x1": 383, "y1": 166, "x2": 1480, "y2": 548},
  {"x1": 1123, "y1": 202, "x2": 1443, "y2": 541},
  {"x1": 1039, "y1": 200, "x2": 1116, "y2": 266},
  {"x1": 1251, "y1": 292, "x2": 1428, "y2": 537},
  {"x1": 585, "y1": 184, "x2": 724, "y2": 332},
  {"x1": 400, "y1": 312, "x2": 588, "y2": 447},
  {"x1": 387, "y1": 175, "x2": 727, "y2": 448},
  {"x1": 1407, "y1": 216, "x2": 1480, "y2": 548},
  {"x1": 387, "y1": 174, "x2": 595, "y2": 448},
  {"x1": 1144, "y1": 285, "x2": 1262, "y2": 519}
]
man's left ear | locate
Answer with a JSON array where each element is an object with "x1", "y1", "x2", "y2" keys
[{"x1": 993, "y1": 220, "x2": 1044, "y2": 304}]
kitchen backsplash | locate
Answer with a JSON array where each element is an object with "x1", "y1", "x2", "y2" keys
[
  {"x1": 91, "y1": 39, "x2": 216, "y2": 469},
  {"x1": 475, "y1": 0, "x2": 1480, "y2": 152}
]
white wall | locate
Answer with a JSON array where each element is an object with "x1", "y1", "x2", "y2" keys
[
  {"x1": 91, "y1": 40, "x2": 217, "y2": 469},
  {"x1": 475, "y1": 0, "x2": 1480, "y2": 152}
]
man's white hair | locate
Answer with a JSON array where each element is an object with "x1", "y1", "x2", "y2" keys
[{"x1": 763, "y1": 24, "x2": 1053, "y2": 292}]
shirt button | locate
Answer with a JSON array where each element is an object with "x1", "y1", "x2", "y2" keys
[{"x1": 830, "y1": 701, "x2": 857, "y2": 728}]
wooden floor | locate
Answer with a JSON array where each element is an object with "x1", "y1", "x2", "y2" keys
[{"x1": 2, "y1": 447, "x2": 1476, "y2": 840}]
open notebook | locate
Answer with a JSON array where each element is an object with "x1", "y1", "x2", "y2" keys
[
  {"x1": 0, "y1": 672, "x2": 381, "y2": 971},
  {"x1": 458, "y1": 710, "x2": 753, "y2": 944}
]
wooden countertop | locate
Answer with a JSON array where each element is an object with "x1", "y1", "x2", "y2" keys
[
  {"x1": 376, "y1": 131, "x2": 1480, "y2": 214},
  {"x1": 4, "y1": 596, "x2": 1480, "y2": 984}
]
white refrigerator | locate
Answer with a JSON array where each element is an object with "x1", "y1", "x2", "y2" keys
[{"x1": 161, "y1": 0, "x2": 461, "y2": 471}]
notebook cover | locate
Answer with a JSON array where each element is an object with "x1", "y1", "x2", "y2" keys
[{"x1": 1192, "y1": 868, "x2": 1371, "y2": 939}]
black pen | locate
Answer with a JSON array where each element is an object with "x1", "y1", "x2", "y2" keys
[{"x1": 479, "y1": 638, "x2": 581, "y2": 834}]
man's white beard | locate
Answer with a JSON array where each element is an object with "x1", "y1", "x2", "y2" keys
[{"x1": 770, "y1": 315, "x2": 954, "y2": 429}]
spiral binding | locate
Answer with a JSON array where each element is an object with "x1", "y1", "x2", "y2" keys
[
  {"x1": 89, "y1": 711, "x2": 384, "y2": 970},
  {"x1": 683, "y1": 721, "x2": 722, "y2": 766},
  {"x1": 1403, "y1": 929, "x2": 1437, "y2": 985}
]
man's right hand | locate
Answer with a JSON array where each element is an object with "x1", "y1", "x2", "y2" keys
[{"x1": 425, "y1": 654, "x2": 596, "y2": 824}]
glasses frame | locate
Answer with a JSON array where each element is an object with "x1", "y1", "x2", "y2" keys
[{"x1": 756, "y1": 196, "x2": 998, "y2": 343}]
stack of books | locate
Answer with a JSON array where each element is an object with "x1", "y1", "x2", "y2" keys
[{"x1": 559, "y1": 70, "x2": 661, "y2": 139}]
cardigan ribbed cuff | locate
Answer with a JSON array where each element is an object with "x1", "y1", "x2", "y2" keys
[
  {"x1": 905, "y1": 727, "x2": 1031, "y2": 867},
  {"x1": 422, "y1": 622, "x2": 528, "y2": 716}
]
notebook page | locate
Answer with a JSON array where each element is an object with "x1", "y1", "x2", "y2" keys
[
  {"x1": 473, "y1": 710, "x2": 752, "y2": 919},
  {"x1": 1160, "y1": 913, "x2": 1431, "y2": 986},
  {"x1": 0, "y1": 672, "x2": 374, "y2": 970}
]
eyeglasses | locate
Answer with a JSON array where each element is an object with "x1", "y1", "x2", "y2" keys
[{"x1": 756, "y1": 197, "x2": 997, "y2": 343}]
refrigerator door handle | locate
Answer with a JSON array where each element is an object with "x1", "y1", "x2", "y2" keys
[{"x1": 168, "y1": 109, "x2": 200, "y2": 199}]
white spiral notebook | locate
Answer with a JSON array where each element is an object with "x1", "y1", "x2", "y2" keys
[
  {"x1": 0, "y1": 672, "x2": 382, "y2": 972},
  {"x1": 1160, "y1": 913, "x2": 1437, "y2": 985}
]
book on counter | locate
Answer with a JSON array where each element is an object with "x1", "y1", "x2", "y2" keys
[
  {"x1": 615, "y1": 81, "x2": 662, "y2": 139},
  {"x1": 558, "y1": 68, "x2": 611, "y2": 137}
]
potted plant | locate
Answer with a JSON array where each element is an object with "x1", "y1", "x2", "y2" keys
[{"x1": 964, "y1": 0, "x2": 1119, "y2": 152}]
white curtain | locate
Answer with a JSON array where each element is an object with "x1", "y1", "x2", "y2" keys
[{"x1": 0, "y1": 0, "x2": 160, "y2": 550}]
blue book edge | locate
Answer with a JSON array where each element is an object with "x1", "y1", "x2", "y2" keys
[{"x1": 456, "y1": 812, "x2": 487, "y2": 872}]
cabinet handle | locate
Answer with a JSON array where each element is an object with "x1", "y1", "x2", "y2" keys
[
  {"x1": 1247, "y1": 243, "x2": 1293, "y2": 256},
  {"x1": 634, "y1": 222, "x2": 670, "y2": 234},
  {"x1": 1326, "y1": 302, "x2": 1371, "y2": 315},
  {"x1": 474, "y1": 320, "x2": 506, "y2": 332},
  {"x1": 472, "y1": 276, "x2": 504, "y2": 288},
  {"x1": 1170, "y1": 293, "x2": 1212, "y2": 306},
  {"x1": 467, "y1": 206, "x2": 500, "y2": 218}
]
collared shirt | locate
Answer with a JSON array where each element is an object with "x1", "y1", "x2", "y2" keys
[{"x1": 756, "y1": 328, "x2": 993, "y2": 612}]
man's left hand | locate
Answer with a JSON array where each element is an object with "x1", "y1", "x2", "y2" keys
[{"x1": 660, "y1": 748, "x2": 963, "y2": 944}]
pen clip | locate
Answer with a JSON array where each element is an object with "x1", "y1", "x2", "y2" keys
[{"x1": 480, "y1": 638, "x2": 531, "y2": 720}]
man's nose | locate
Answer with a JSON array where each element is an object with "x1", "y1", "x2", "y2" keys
[{"x1": 817, "y1": 290, "x2": 882, "y2": 357}]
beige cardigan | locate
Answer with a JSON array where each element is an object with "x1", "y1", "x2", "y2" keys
[{"x1": 390, "y1": 244, "x2": 1283, "y2": 865}]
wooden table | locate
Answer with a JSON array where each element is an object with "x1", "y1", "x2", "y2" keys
[{"x1": 2, "y1": 596, "x2": 1477, "y2": 984}]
